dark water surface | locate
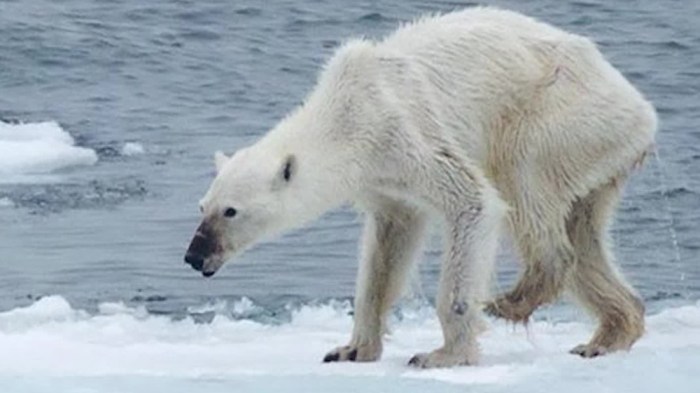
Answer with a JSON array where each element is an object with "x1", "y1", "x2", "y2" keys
[{"x1": 0, "y1": 0, "x2": 698, "y2": 317}]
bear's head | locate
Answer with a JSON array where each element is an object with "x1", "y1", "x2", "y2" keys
[{"x1": 184, "y1": 148, "x2": 300, "y2": 277}]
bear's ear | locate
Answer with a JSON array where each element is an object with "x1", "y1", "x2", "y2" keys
[
  {"x1": 214, "y1": 151, "x2": 229, "y2": 173},
  {"x1": 280, "y1": 155, "x2": 296, "y2": 183}
]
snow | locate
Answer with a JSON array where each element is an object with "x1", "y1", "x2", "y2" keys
[
  {"x1": 0, "y1": 296, "x2": 699, "y2": 392},
  {"x1": 0, "y1": 121, "x2": 97, "y2": 182}
]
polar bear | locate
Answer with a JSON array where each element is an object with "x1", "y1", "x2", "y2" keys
[{"x1": 184, "y1": 7, "x2": 657, "y2": 367}]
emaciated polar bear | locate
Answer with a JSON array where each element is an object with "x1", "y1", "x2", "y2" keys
[{"x1": 185, "y1": 7, "x2": 657, "y2": 368}]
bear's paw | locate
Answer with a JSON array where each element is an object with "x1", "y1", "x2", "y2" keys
[{"x1": 322, "y1": 343, "x2": 381, "y2": 363}]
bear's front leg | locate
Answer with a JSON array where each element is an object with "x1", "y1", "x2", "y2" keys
[
  {"x1": 404, "y1": 156, "x2": 505, "y2": 368},
  {"x1": 408, "y1": 198, "x2": 503, "y2": 368},
  {"x1": 324, "y1": 199, "x2": 427, "y2": 363}
]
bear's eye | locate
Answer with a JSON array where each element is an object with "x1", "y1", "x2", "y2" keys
[{"x1": 223, "y1": 207, "x2": 237, "y2": 218}]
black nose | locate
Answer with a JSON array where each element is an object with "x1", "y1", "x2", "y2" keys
[{"x1": 184, "y1": 252, "x2": 204, "y2": 271}]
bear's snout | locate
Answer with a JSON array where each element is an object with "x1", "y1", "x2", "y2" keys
[{"x1": 184, "y1": 220, "x2": 221, "y2": 277}]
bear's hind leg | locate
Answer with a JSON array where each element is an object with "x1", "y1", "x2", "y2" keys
[
  {"x1": 485, "y1": 212, "x2": 575, "y2": 323},
  {"x1": 566, "y1": 178, "x2": 645, "y2": 357},
  {"x1": 323, "y1": 198, "x2": 428, "y2": 363}
]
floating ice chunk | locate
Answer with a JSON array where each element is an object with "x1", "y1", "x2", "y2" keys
[
  {"x1": 121, "y1": 142, "x2": 145, "y2": 156},
  {"x1": 0, "y1": 121, "x2": 98, "y2": 178},
  {"x1": 0, "y1": 197, "x2": 13, "y2": 207}
]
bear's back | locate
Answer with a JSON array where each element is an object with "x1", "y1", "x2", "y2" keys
[{"x1": 378, "y1": 7, "x2": 574, "y2": 56}]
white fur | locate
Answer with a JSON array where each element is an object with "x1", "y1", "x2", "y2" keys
[{"x1": 197, "y1": 6, "x2": 657, "y2": 367}]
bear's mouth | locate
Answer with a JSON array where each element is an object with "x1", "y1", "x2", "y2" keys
[{"x1": 183, "y1": 251, "x2": 221, "y2": 278}]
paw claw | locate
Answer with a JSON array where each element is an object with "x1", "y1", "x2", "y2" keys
[
  {"x1": 323, "y1": 352, "x2": 340, "y2": 363},
  {"x1": 323, "y1": 343, "x2": 381, "y2": 363},
  {"x1": 484, "y1": 302, "x2": 501, "y2": 318},
  {"x1": 407, "y1": 354, "x2": 425, "y2": 368},
  {"x1": 570, "y1": 344, "x2": 607, "y2": 358},
  {"x1": 407, "y1": 348, "x2": 475, "y2": 368}
]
